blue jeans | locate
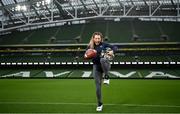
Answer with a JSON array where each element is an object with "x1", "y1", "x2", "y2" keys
[{"x1": 93, "y1": 58, "x2": 111, "y2": 105}]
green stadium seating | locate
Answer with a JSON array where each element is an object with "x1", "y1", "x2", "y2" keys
[
  {"x1": 1, "y1": 54, "x2": 179, "y2": 63},
  {"x1": 1, "y1": 20, "x2": 180, "y2": 44},
  {"x1": 133, "y1": 21, "x2": 161, "y2": 41},
  {"x1": 108, "y1": 21, "x2": 132, "y2": 43},
  {"x1": 160, "y1": 22, "x2": 180, "y2": 42}
]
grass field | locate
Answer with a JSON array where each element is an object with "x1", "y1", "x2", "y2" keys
[{"x1": 0, "y1": 79, "x2": 180, "y2": 113}]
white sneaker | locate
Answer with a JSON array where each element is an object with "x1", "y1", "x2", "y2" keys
[
  {"x1": 96, "y1": 105, "x2": 103, "y2": 112},
  {"x1": 103, "y1": 79, "x2": 110, "y2": 85}
]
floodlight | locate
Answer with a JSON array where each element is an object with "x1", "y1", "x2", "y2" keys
[
  {"x1": 36, "y1": 2, "x2": 40, "y2": 7},
  {"x1": 45, "y1": 0, "x2": 51, "y2": 4},
  {"x1": 16, "y1": 5, "x2": 21, "y2": 11},
  {"x1": 21, "y1": 5, "x2": 27, "y2": 11}
]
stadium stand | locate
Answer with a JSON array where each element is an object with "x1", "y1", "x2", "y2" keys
[{"x1": 1, "y1": 20, "x2": 180, "y2": 44}]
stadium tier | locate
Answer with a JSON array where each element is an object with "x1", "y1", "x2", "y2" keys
[
  {"x1": 0, "y1": 54, "x2": 180, "y2": 63},
  {"x1": 0, "y1": 42, "x2": 179, "y2": 67},
  {"x1": 0, "y1": 20, "x2": 180, "y2": 44}
]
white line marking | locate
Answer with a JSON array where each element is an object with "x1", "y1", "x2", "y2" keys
[
  {"x1": 0, "y1": 112, "x2": 138, "y2": 114},
  {"x1": 0, "y1": 102, "x2": 95, "y2": 105},
  {"x1": 0, "y1": 102, "x2": 180, "y2": 108},
  {"x1": 122, "y1": 103, "x2": 180, "y2": 108}
]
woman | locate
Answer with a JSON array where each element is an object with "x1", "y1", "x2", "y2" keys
[{"x1": 86, "y1": 32, "x2": 116, "y2": 111}]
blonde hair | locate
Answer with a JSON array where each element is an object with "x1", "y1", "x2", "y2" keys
[{"x1": 88, "y1": 32, "x2": 103, "y2": 49}]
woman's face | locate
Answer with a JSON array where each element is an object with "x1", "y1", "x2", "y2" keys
[{"x1": 93, "y1": 35, "x2": 102, "y2": 45}]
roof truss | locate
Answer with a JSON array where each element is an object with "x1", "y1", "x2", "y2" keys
[{"x1": 0, "y1": 0, "x2": 179, "y2": 32}]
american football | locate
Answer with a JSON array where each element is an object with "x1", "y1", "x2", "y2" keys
[{"x1": 84, "y1": 49, "x2": 97, "y2": 59}]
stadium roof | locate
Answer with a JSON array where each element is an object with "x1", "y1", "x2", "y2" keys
[{"x1": 0, "y1": 0, "x2": 180, "y2": 32}]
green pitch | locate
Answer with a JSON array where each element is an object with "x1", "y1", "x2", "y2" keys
[{"x1": 0, "y1": 79, "x2": 180, "y2": 113}]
